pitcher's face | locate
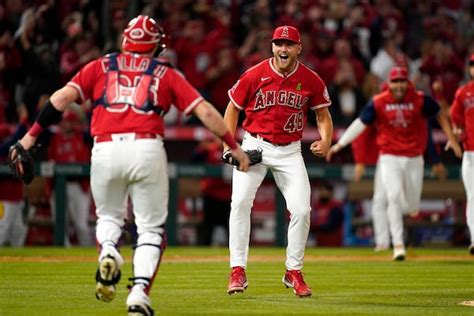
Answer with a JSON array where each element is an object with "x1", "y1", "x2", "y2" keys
[{"x1": 272, "y1": 40, "x2": 301, "y2": 73}]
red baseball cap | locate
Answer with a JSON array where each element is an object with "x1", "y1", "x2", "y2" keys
[
  {"x1": 271, "y1": 26, "x2": 301, "y2": 44},
  {"x1": 389, "y1": 67, "x2": 408, "y2": 81}
]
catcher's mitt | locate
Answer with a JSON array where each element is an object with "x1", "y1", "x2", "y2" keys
[
  {"x1": 8, "y1": 141, "x2": 35, "y2": 184},
  {"x1": 222, "y1": 148, "x2": 262, "y2": 167}
]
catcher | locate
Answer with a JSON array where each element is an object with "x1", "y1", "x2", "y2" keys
[{"x1": 9, "y1": 15, "x2": 249, "y2": 316}]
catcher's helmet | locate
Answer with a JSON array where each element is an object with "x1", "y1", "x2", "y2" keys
[{"x1": 122, "y1": 15, "x2": 166, "y2": 54}]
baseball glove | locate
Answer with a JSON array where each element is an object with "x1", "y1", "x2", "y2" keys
[
  {"x1": 222, "y1": 148, "x2": 263, "y2": 167},
  {"x1": 7, "y1": 141, "x2": 35, "y2": 184}
]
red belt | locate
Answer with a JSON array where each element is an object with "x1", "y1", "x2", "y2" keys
[
  {"x1": 95, "y1": 133, "x2": 158, "y2": 143},
  {"x1": 249, "y1": 133, "x2": 293, "y2": 146}
]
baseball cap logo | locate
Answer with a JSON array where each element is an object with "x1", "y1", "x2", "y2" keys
[
  {"x1": 130, "y1": 29, "x2": 145, "y2": 39},
  {"x1": 272, "y1": 25, "x2": 301, "y2": 44}
]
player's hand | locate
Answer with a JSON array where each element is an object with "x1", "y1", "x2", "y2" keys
[
  {"x1": 9, "y1": 134, "x2": 36, "y2": 176},
  {"x1": 452, "y1": 125, "x2": 463, "y2": 141},
  {"x1": 19, "y1": 133, "x2": 37, "y2": 152},
  {"x1": 431, "y1": 162, "x2": 447, "y2": 180},
  {"x1": 325, "y1": 143, "x2": 342, "y2": 162},
  {"x1": 310, "y1": 139, "x2": 331, "y2": 158},
  {"x1": 230, "y1": 147, "x2": 250, "y2": 172},
  {"x1": 353, "y1": 163, "x2": 366, "y2": 182},
  {"x1": 444, "y1": 138, "x2": 463, "y2": 158}
]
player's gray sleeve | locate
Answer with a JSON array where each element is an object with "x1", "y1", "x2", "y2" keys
[{"x1": 337, "y1": 118, "x2": 367, "y2": 148}]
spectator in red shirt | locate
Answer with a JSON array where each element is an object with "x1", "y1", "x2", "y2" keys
[
  {"x1": 174, "y1": 18, "x2": 226, "y2": 94},
  {"x1": 420, "y1": 38, "x2": 464, "y2": 104},
  {"x1": 205, "y1": 45, "x2": 241, "y2": 114},
  {"x1": 47, "y1": 108, "x2": 92, "y2": 246}
]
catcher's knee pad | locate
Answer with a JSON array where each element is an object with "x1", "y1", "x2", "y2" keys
[{"x1": 136, "y1": 229, "x2": 165, "y2": 247}]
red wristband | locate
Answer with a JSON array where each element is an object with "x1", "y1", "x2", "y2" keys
[
  {"x1": 28, "y1": 122, "x2": 43, "y2": 137},
  {"x1": 222, "y1": 131, "x2": 238, "y2": 150}
]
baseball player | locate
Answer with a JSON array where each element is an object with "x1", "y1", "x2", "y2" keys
[
  {"x1": 0, "y1": 116, "x2": 28, "y2": 247},
  {"x1": 327, "y1": 66, "x2": 462, "y2": 261},
  {"x1": 450, "y1": 53, "x2": 474, "y2": 255},
  {"x1": 13, "y1": 15, "x2": 250, "y2": 316},
  {"x1": 351, "y1": 126, "x2": 390, "y2": 251},
  {"x1": 47, "y1": 109, "x2": 92, "y2": 246},
  {"x1": 224, "y1": 25, "x2": 333, "y2": 297},
  {"x1": 352, "y1": 121, "x2": 447, "y2": 252}
]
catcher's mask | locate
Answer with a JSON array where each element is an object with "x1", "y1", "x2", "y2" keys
[{"x1": 122, "y1": 15, "x2": 167, "y2": 55}]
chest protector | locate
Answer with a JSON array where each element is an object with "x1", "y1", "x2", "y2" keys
[{"x1": 94, "y1": 53, "x2": 166, "y2": 116}]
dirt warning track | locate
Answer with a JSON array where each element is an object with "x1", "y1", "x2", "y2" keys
[{"x1": 1, "y1": 254, "x2": 472, "y2": 263}]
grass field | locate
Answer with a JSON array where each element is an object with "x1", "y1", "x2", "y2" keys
[{"x1": 1, "y1": 247, "x2": 473, "y2": 315}]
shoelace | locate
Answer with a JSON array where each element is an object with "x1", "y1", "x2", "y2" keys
[
  {"x1": 231, "y1": 268, "x2": 245, "y2": 281},
  {"x1": 288, "y1": 271, "x2": 307, "y2": 287}
]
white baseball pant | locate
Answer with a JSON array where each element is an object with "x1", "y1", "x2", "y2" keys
[
  {"x1": 370, "y1": 163, "x2": 390, "y2": 248},
  {"x1": 91, "y1": 135, "x2": 167, "y2": 287},
  {"x1": 50, "y1": 182, "x2": 93, "y2": 246},
  {"x1": 229, "y1": 132, "x2": 311, "y2": 270},
  {"x1": 0, "y1": 200, "x2": 27, "y2": 246},
  {"x1": 378, "y1": 154, "x2": 424, "y2": 246},
  {"x1": 462, "y1": 151, "x2": 474, "y2": 244}
]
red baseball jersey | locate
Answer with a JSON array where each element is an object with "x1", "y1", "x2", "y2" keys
[
  {"x1": 48, "y1": 131, "x2": 91, "y2": 163},
  {"x1": 228, "y1": 58, "x2": 331, "y2": 144},
  {"x1": 359, "y1": 87, "x2": 440, "y2": 156},
  {"x1": 351, "y1": 125, "x2": 379, "y2": 164},
  {"x1": 67, "y1": 52, "x2": 203, "y2": 137},
  {"x1": 450, "y1": 80, "x2": 474, "y2": 151}
]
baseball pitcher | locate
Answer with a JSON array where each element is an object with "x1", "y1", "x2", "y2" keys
[{"x1": 223, "y1": 25, "x2": 333, "y2": 297}]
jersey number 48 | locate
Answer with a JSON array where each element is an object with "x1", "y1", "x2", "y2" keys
[{"x1": 283, "y1": 112, "x2": 304, "y2": 133}]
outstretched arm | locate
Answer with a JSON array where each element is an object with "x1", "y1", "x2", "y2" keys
[
  {"x1": 326, "y1": 118, "x2": 368, "y2": 162},
  {"x1": 19, "y1": 86, "x2": 78, "y2": 151},
  {"x1": 193, "y1": 100, "x2": 249, "y2": 171},
  {"x1": 436, "y1": 110, "x2": 463, "y2": 158}
]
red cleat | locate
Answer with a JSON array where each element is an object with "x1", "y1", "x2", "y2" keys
[
  {"x1": 227, "y1": 266, "x2": 248, "y2": 295},
  {"x1": 282, "y1": 270, "x2": 312, "y2": 297}
]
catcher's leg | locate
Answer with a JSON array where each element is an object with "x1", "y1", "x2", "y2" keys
[
  {"x1": 126, "y1": 139, "x2": 167, "y2": 313},
  {"x1": 91, "y1": 143, "x2": 128, "y2": 302}
]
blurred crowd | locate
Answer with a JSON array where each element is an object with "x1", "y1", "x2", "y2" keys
[
  {"x1": 0, "y1": 0, "x2": 473, "y2": 246},
  {"x1": 0, "y1": 0, "x2": 473, "y2": 128}
]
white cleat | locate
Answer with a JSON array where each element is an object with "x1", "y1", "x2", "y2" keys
[
  {"x1": 393, "y1": 247, "x2": 406, "y2": 261},
  {"x1": 127, "y1": 303, "x2": 154, "y2": 316}
]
